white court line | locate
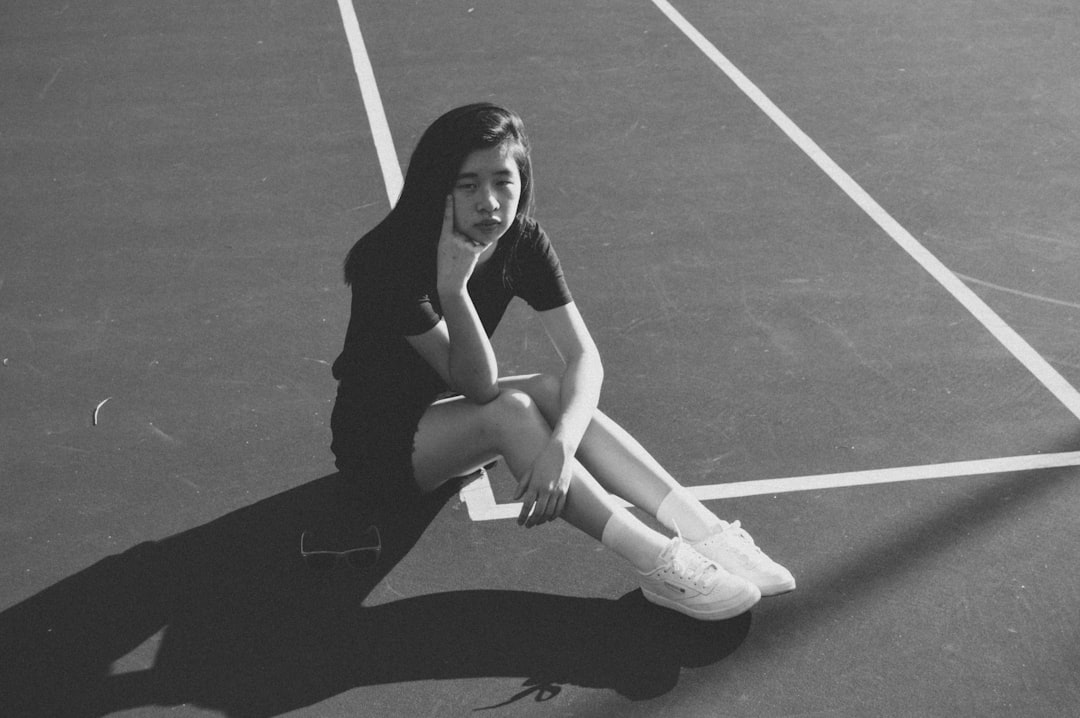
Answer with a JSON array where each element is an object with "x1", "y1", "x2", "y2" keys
[
  {"x1": 649, "y1": 0, "x2": 1080, "y2": 424},
  {"x1": 954, "y1": 273, "x2": 1080, "y2": 312},
  {"x1": 461, "y1": 452, "x2": 1080, "y2": 521},
  {"x1": 335, "y1": 0, "x2": 403, "y2": 205},
  {"x1": 336, "y1": 3, "x2": 1080, "y2": 522}
]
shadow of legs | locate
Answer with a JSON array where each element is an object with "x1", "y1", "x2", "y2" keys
[{"x1": 0, "y1": 472, "x2": 752, "y2": 718}]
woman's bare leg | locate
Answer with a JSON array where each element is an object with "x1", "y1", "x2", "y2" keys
[
  {"x1": 494, "y1": 375, "x2": 795, "y2": 595},
  {"x1": 496, "y1": 374, "x2": 721, "y2": 537},
  {"x1": 410, "y1": 388, "x2": 669, "y2": 570},
  {"x1": 410, "y1": 384, "x2": 782, "y2": 608}
]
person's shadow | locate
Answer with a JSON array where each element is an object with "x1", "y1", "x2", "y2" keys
[{"x1": 0, "y1": 471, "x2": 752, "y2": 718}]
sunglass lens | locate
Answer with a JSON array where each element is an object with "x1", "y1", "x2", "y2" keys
[
  {"x1": 302, "y1": 552, "x2": 338, "y2": 571},
  {"x1": 346, "y1": 549, "x2": 379, "y2": 570}
]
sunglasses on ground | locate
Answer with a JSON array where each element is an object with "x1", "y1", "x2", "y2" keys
[{"x1": 300, "y1": 526, "x2": 381, "y2": 570}]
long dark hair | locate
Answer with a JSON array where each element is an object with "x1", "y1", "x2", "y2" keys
[{"x1": 344, "y1": 103, "x2": 534, "y2": 286}]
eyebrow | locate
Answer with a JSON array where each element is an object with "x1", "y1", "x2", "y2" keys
[{"x1": 456, "y1": 169, "x2": 515, "y2": 180}]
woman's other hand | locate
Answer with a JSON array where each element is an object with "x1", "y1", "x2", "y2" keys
[{"x1": 513, "y1": 440, "x2": 572, "y2": 528}]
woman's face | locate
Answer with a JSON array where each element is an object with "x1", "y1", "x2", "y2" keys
[{"x1": 451, "y1": 143, "x2": 522, "y2": 248}]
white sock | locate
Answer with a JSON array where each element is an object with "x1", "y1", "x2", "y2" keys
[
  {"x1": 600, "y1": 508, "x2": 669, "y2": 573},
  {"x1": 655, "y1": 490, "x2": 724, "y2": 543}
]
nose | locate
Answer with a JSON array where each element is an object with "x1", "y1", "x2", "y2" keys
[{"x1": 477, "y1": 188, "x2": 499, "y2": 213}]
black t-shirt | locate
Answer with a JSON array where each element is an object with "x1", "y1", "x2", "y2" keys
[{"x1": 332, "y1": 216, "x2": 573, "y2": 412}]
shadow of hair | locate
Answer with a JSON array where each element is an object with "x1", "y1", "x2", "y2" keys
[{"x1": 0, "y1": 471, "x2": 750, "y2": 717}]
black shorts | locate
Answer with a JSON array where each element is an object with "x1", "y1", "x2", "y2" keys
[{"x1": 329, "y1": 382, "x2": 432, "y2": 504}]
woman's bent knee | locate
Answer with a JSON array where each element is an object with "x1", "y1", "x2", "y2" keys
[
  {"x1": 490, "y1": 387, "x2": 540, "y2": 420},
  {"x1": 482, "y1": 388, "x2": 548, "y2": 440},
  {"x1": 507, "y1": 373, "x2": 561, "y2": 421}
]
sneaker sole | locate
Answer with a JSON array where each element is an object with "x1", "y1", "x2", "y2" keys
[
  {"x1": 704, "y1": 560, "x2": 796, "y2": 597},
  {"x1": 759, "y1": 578, "x2": 796, "y2": 596},
  {"x1": 640, "y1": 586, "x2": 761, "y2": 621}
]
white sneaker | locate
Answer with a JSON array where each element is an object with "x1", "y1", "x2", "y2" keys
[
  {"x1": 693, "y1": 521, "x2": 796, "y2": 596},
  {"x1": 638, "y1": 533, "x2": 761, "y2": 620}
]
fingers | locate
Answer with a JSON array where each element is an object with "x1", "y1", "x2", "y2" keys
[
  {"x1": 441, "y1": 196, "x2": 474, "y2": 247},
  {"x1": 552, "y1": 489, "x2": 567, "y2": 523},
  {"x1": 441, "y1": 196, "x2": 485, "y2": 252},
  {"x1": 441, "y1": 194, "x2": 454, "y2": 236},
  {"x1": 525, "y1": 495, "x2": 545, "y2": 528},
  {"x1": 513, "y1": 452, "x2": 570, "y2": 528},
  {"x1": 517, "y1": 497, "x2": 532, "y2": 526},
  {"x1": 514, "y1": 478, "x2": 534, "y2": 526},
  {"x1": 512, "y1": 477, "x2": 528, "y2": 502},
  {"x1": 517, "y1": 487, "x2": 566, "y2": 528},
  {"x1": 531, "y1": 496, "x2": 557, "y2": 528}
]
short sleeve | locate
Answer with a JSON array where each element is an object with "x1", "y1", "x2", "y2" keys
[
  {"x1": 514, "y1": 221, "x2": 573, "y2": 312},
  {"x1": 398, "y1": 291, "x2": 443, "y2": 336},
  {"x1": 352, "y1": 273, "x2": 442, "y2": 337}
]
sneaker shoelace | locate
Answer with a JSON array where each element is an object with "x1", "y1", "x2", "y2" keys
[
  {"x1": 667, "y1": 536, "x2": 722, "y2": 589},
  {"x1": 720, "y1": 520, "x2": 763, "y2": 554}
]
